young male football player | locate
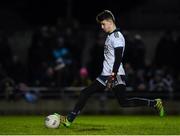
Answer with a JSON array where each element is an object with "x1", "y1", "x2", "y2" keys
[{"x1": 56, "y1": 10, "x2": 164, "y2": 127}]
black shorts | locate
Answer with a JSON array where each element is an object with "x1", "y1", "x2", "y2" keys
[{"x1": 96, "y1": 75, "x2": 126, "y2": 86}]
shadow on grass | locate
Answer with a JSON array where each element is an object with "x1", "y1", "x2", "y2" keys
[
  {"x1": 75, "y1": 124, "x2": 106, "y2": 132},
  {"x1": 77, "y1": 128, "x2": 106, "y2": 132}
]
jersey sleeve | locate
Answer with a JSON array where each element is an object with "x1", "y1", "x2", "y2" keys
[{"x1": 111, "y1": 32, "x2": 125, "y2": 48}]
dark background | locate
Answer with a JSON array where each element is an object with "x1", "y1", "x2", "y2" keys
[
  {"x1": 0, "y1": 0, "x2": 179, "y2": 29},
  {"x1": 0, "y1": 0, "x2": 143, "y2": 24}
]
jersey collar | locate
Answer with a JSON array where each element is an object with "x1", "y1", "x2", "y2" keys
[{"x1": 108, "y1": 28, "x2": 120, "y2": 36}]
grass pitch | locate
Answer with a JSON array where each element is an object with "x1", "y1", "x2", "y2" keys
[{"x1": 0, "y1": 115, "x2": 179, "y2": 135}]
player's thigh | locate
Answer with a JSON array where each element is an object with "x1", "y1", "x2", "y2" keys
[
  {"x1": 81, "y1": 80, "x2": 105, "y2": 95},
  {"x1": 112, "y1": 84, "x2": 126, "y2": 99}
]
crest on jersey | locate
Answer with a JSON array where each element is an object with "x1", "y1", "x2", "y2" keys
[{"x1": 114, "y1": 32, "x2": 119, "y2": 38}]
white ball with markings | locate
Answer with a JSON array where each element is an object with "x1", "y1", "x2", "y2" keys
[{"x1": 45, "y1": 114, "x2": 60, "y2": 128}]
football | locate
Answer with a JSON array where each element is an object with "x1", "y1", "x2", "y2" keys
[{"x1": 45, "y1": 114, "x2": 60, "y2": 128}]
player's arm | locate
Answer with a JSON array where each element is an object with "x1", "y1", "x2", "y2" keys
[
  {"x1": 106, "y1": 47, "x2": 124, "y2": 90},
  {"x1": 112, "y1": 47, "x2": 123, "y2": 75}
]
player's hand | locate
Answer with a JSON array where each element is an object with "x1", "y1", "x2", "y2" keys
[{"x1": 105, "y1": 73, "x2": 116, "y2": 91}]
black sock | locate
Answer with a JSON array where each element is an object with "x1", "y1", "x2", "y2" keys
[
  {"x1": 119, "y1": 97, "x2": 157, "y2": 107},
  {"x1": 67, "y1": 112, "x2": 78, "y2": 122},
  {"x1": 149, "y1": 100, "x2": 156, "y2": 107}
]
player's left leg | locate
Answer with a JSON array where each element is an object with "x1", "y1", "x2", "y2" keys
[
  {"x1": 112, "y1": 84, "x2": 164, "y2": 117},
  {"x1": 57, "y1": 80, "x2": 105, "y2": 127}
]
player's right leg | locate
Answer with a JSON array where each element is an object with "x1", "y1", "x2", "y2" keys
[
  {"x1": 112, "y1": 84, "x2": 165, "y2": 117},
  {"x1": 56, "y1": 80, "x2": 105, "y2": 127},
  {"x1": 53, "y1": 113, "x2": 72, "y2": 127}
]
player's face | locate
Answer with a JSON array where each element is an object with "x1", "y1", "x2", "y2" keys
[{"x1": 100, "y1": 20, "x2": 113, "y2": 33}]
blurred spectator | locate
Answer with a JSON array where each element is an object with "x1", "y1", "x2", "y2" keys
[
  {"x1": 0, "y1": 77, "x2": 16, "y2": 101},
  {"x1": 0, "y1": 63, "x2": 7, "y2": 82},
  {"x1": 162, "y1": 73, "x2": 174, "y2": 92},
  {"x1": 124, "y1": 63, "x2": 135, "y2": 91},
  {"x1": 6, "y1": 55, "x2": 27, "y2": 84},
  {"x1": 174, "y1": 73, "x2": 180, "y2": 92},
  {"x1": 123, "y1": 32, "x2": 146, "y2": 69},
  {"x1": 122, "y1": 30, "x2": 134, "y2": 66},
  {"x1": 52, "y1": 36, "x2": 73, "y2": 86},
  {"x1": 148, "y1": 69, "x2": 173, "y2": 92},
  {"x1": 27, "y1": 27, "x2": 52, "y2": 85},
  {"x1": 134, "y1": 69, "x2": 147, "y2": 91},
  {"x1": 40, "y1": 66, "x2": 56, "y2": 87},
  {"x1": 17, "y1": 83, "x2": 39, "y2": 103},
  {"x1": 72, "y1": 67, "x2": 92, "y2": 86},
  {"x1": 89, "y1": 31, "x2": 104, "y2": 80},
  {"x1": 0, "y1": 31, "x2": 12, "y2": 70},
  {"x1": 58, "y1": 19, "x2": 83, "y2": 69},
  {"x1": 149, "y1": 70, "x2": 164, "y2": 91},
  {"x1": 132, "y1": 34, "x2": 146, "y2": 69},
  {"x1": 173, "y1": 35, "x2": 180, "y2": 71},
  {"x1": 154, "y1": 30, "x2": 175, "y2": 68}
]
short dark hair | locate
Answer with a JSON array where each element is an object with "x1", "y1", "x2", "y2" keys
[{"x1": 96, "y1": 10, "x2": 115, "y2": 23}]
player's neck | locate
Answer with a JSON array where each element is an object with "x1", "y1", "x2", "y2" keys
[{"x1": 109, "y1": 25, "x2": 116, "y2": 33}]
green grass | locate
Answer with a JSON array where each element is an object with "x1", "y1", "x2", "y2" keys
[{"x1": 0, "y1": 115, "x2": 180, "y2": 135}]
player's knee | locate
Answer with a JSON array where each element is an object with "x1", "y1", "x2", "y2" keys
[{"x1": 80, "y1": 87, "x2": 91, "y2": 96}]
